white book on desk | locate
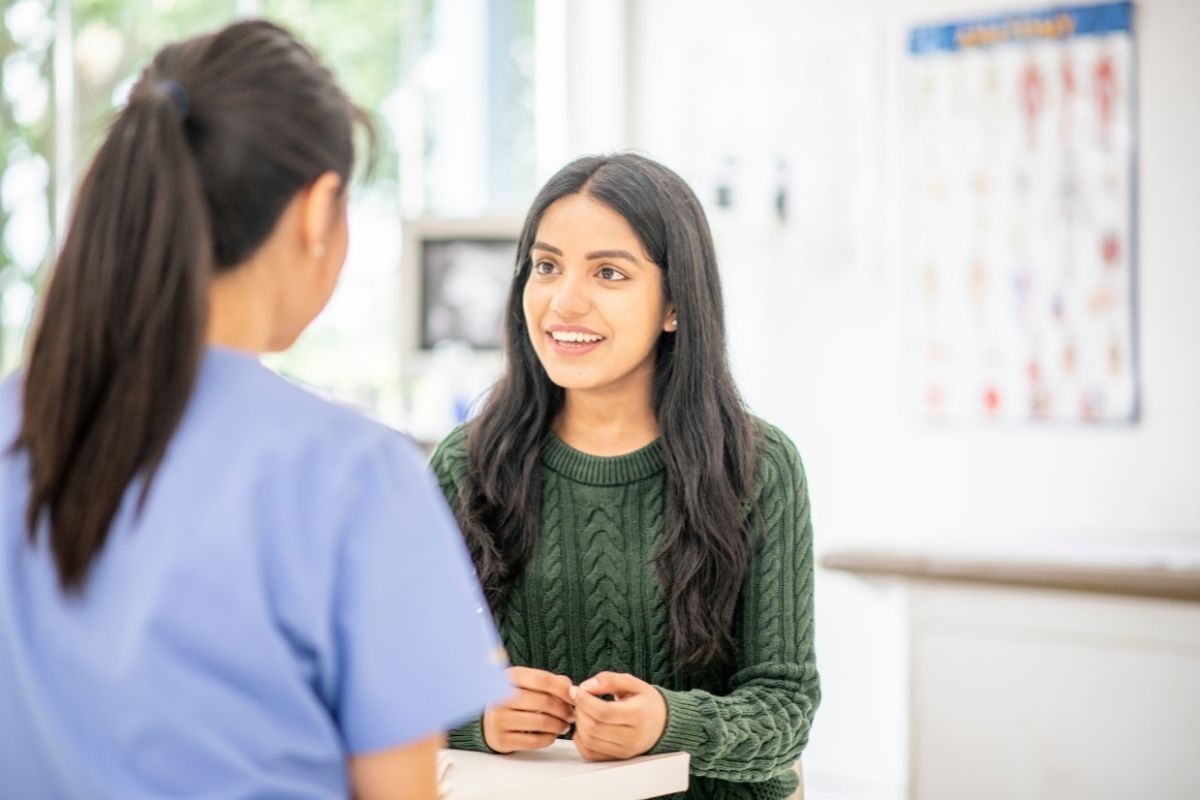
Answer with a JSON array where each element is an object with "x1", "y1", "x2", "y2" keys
[{"x1": 441, "y1": 740, "x2": 690, "y2": 800}]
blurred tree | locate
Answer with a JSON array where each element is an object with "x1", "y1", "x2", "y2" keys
[
  {"x1": 2, "y1": 0, "x2": 534, "y2": 436},
  {"x1": 71, "y1": 0, "x2": 238, "y2": 161},
  {"x1": 259, "y1": 0, "x2": 408, "y2": 190},
  {"x1": 1, "y1": 0, "x2": 54, "y2": 370}
]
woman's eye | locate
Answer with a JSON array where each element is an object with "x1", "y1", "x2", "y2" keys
[
  {"x1": 598, "y1": 266, "x2": 627, "y2": 281},
  {"x1": 533, "y1": 260, "x2": 557, "y2": 275}
]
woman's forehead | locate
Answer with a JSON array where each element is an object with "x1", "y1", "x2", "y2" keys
[{"x1": 535, "y1": 194, "x2": 651, "y2": 261}]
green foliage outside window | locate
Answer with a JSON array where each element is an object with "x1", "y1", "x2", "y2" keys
[
  {"x1": 1, "y1": 0, "x2": 54, "y2": 371},
  {"x1": 2, "y1": 0, "x2": 533, "y2": 435}
]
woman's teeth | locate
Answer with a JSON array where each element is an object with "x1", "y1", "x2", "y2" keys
[{"x1": 550, "y1": 331, "x2": 604, "y2": 343}]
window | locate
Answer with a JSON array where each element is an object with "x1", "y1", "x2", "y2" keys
[{"x1": 1, "y1": 0, "x2": 534, "y2": 437}]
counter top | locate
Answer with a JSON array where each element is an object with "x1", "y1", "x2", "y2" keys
[{"x1": 820, "y1": 535, "x2": 1200, "y2": 601}]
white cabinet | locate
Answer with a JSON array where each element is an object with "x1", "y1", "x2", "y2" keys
[
  {"x1": 820, "y1": 541, "x2": 1200, "y2": 800},
  {"x1": 908, "y1": 582, "x2": 1200, "y2": 800}
]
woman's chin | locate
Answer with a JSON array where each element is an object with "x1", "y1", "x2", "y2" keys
[{"x1": 541, "y1": 366, "x2": 604, "y2": 392}]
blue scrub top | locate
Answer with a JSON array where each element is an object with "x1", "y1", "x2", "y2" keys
[{"x1": 0, "y1": 347, "x2": 511, "y2": 799}]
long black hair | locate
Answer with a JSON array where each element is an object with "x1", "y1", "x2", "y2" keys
[
  {"x1": 456, "y1": 153, "x2": 762, "y2": 672},
  {"x1": 15, "y1": 20, "x2": 370, "y2": 592}
]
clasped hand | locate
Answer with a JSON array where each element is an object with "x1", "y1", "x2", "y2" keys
[{"x1": 482, "y1": 666, "x2": 666, "y2": 761}]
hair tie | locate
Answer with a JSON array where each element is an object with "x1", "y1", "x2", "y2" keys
[{"x1": 160, "y1": 80, "x2": 190, "y2": 121}]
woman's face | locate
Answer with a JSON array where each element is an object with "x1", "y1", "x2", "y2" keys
[{"x1": 523, "y1": 192, "x2": 674, "y2": 394}]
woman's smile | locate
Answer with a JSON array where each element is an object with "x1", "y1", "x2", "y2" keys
[{"x1": 546, "y1": 323, "x2": 607, "y2": 357}]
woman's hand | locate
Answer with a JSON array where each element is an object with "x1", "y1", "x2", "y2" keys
[
  {"x1": 569, "y1": 671, "x2": 667, "y2": 761},
  {"x1": 482, "y1": 666, "x2": 575, "y2": 754}
]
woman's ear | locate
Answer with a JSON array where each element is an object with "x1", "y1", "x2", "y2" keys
[
  {"x1": 662, "y1": 303, "x2": 678, "y2": 333},
  {"x1": 300, "y1": 171, "x2": 344, "y2": 260}
]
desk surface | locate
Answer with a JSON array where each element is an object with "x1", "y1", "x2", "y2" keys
[
  {"x1": 821, "y1": 534, "x2": 1200, "y2": 601},
  {"x1": 442, "y1": 740, "x2": 690, "y2": 800}
]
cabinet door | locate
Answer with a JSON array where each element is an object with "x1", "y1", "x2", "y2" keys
[{"x1": 909, "y1": 584, "x2": 1200, "y2": 800}]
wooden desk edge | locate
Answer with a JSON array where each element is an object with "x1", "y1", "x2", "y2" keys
[{"x1": 819, "y1": 548, "x2": 1200, "y2": 602}]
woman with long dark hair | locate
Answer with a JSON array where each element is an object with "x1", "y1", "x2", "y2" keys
[
  {"x1": 432, "y1": 153, "x2": 819, "y2": 798},
  {"x1": 0, "y1": 20, "x2": 508, "y2": 800}
]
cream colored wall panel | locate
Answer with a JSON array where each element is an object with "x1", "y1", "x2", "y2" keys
[{"x1": 909, "y1": 584, "x2": 1200, "y2": 800}]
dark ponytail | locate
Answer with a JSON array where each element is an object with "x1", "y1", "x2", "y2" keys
[{"x1": 14, "y1": 20, "x2": 369, "y2": 592}]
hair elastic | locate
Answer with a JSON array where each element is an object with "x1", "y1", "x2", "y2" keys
[{"x1": 160, "y1": 80, "x2": 190, "y2": 121}]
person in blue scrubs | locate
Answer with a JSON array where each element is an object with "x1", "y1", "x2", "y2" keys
[{"x1": 0, "y1": 19, "x2": 510, "y2": 800}]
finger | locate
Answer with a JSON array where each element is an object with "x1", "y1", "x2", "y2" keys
[
  {"x1": 572, "y1": 735, "x2": 619, "y2": 762},
  {"x1": 578, "y1": 671, "x2": 646, "y2": 699},
  {"x1": 573, "y1": 700, "x2": 638, "y2": 734},
  {"x1": 571, "y1": 689, "x2": 633, "y2": 726},
  {"x1": 507, "y1": 688, "x2": 574, "y2": 722},
  {"x1": 509, "y1": 667, "x2": 575, "y2": 704},
  {"x1": 497, "y1": 710, "x2": 572, "y2": 736},
  {"x1": 573, "y1": 716, "x2": 629, "y2": 750},
  {"x1": 500, "y1": 732, "x2": 559, "y2": 751},
  {"x1": 571, "y1": 736, "x2": 597, "y2": 761},
  {"x1": 573, "y1": 728, "x2": 628, "y2": 760}
]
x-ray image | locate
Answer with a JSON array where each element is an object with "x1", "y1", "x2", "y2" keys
[{"x1": 420, "y1": 238, "x2": 516, "y2": 350}]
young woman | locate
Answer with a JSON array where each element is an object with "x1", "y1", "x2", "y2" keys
[
  {"x1": 0, "y1": 20, "x2": 508, "y2": 800},
  {"x1": 432, "y1": 153, "x2": 820, "y2": 799}
]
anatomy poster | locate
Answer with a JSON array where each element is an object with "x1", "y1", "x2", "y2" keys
[{"x1": 905, "y1": 3, "x2": 1138, "y2": 422}]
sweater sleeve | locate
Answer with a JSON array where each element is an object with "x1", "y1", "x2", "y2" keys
[
  {"x1": 428, "y1": 425, "x2": 504, "y2": 754},
  {"x1": 446, "y1": 716, "x2": 498, "y2": 753},
  {"x1": 427, "y1": 424, "x2": 469, "y2": 510},
  {"x1": 648, "y1": 425, "x2": 820, "y2": 783}
]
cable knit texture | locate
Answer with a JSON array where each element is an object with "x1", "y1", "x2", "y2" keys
[{"x1": 430, "y1": 421, "x2": 819, "y2": 799}]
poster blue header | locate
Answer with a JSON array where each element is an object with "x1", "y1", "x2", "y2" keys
[{"x1": 909, "y1": 2, "x2": 1132, "y2": 55}]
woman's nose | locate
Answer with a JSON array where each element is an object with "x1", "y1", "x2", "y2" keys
[{"x1": 550, "y1": 276, "x2": 590, "y2": 318}]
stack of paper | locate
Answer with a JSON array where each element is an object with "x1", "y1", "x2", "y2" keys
[{"x1": 439, "y1": 740, "x2": 689, "y2": 800}]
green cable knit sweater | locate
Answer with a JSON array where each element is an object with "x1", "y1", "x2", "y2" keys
[{"x1": 430, "y1": 421, "x2": 819, "y2": 800}]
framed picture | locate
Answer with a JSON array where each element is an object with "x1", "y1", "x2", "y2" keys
[
  {"x1": 402, "y1": 218, "x2": 521, "y2": 356},
  {"x1": 904, "y1": 2, "x2": 1138, "y2": 423}
]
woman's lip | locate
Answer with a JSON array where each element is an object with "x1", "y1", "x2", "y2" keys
[
  {"x1": 545, "y1": 331, "x2": 605, "y2": 357},
  {"x1": 546, "y1": 324, "x2": 603, "y2": 336}
]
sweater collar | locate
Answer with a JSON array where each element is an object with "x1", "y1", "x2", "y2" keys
[{"x1": 541, "y1": 431, "x2": 665, "y2": 486}]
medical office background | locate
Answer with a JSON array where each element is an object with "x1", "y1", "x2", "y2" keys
[{"x1": 1, "y1": 0, "x2": 1197, "y2": 798}]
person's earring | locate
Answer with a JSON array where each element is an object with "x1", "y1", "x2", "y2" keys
[{"x1": 669, "y1": 317, "x2": 678, "y2": 329}]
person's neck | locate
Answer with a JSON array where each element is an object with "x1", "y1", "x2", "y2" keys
[
  {"x1": 554, "y1": 369, "x2": 659, "y2": 457},
  {"x1": 205, "y1": 262, "x2": 275, "y2": 354}
]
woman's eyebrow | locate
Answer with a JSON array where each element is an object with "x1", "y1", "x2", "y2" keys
[
  {"x1": 532, "y1": 241, "x2": 562, "y2": 255},
  {"x1": 585, "y1": 249, "x2": 640, "y2": 264}
]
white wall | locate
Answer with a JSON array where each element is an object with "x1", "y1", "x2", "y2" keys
[
  {"x1": 559, "y1": 0, "x2": 1200, "y2": 796},
  {"x1": 622, "y1": 0, "x2": 1200, "y2": 544}
]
